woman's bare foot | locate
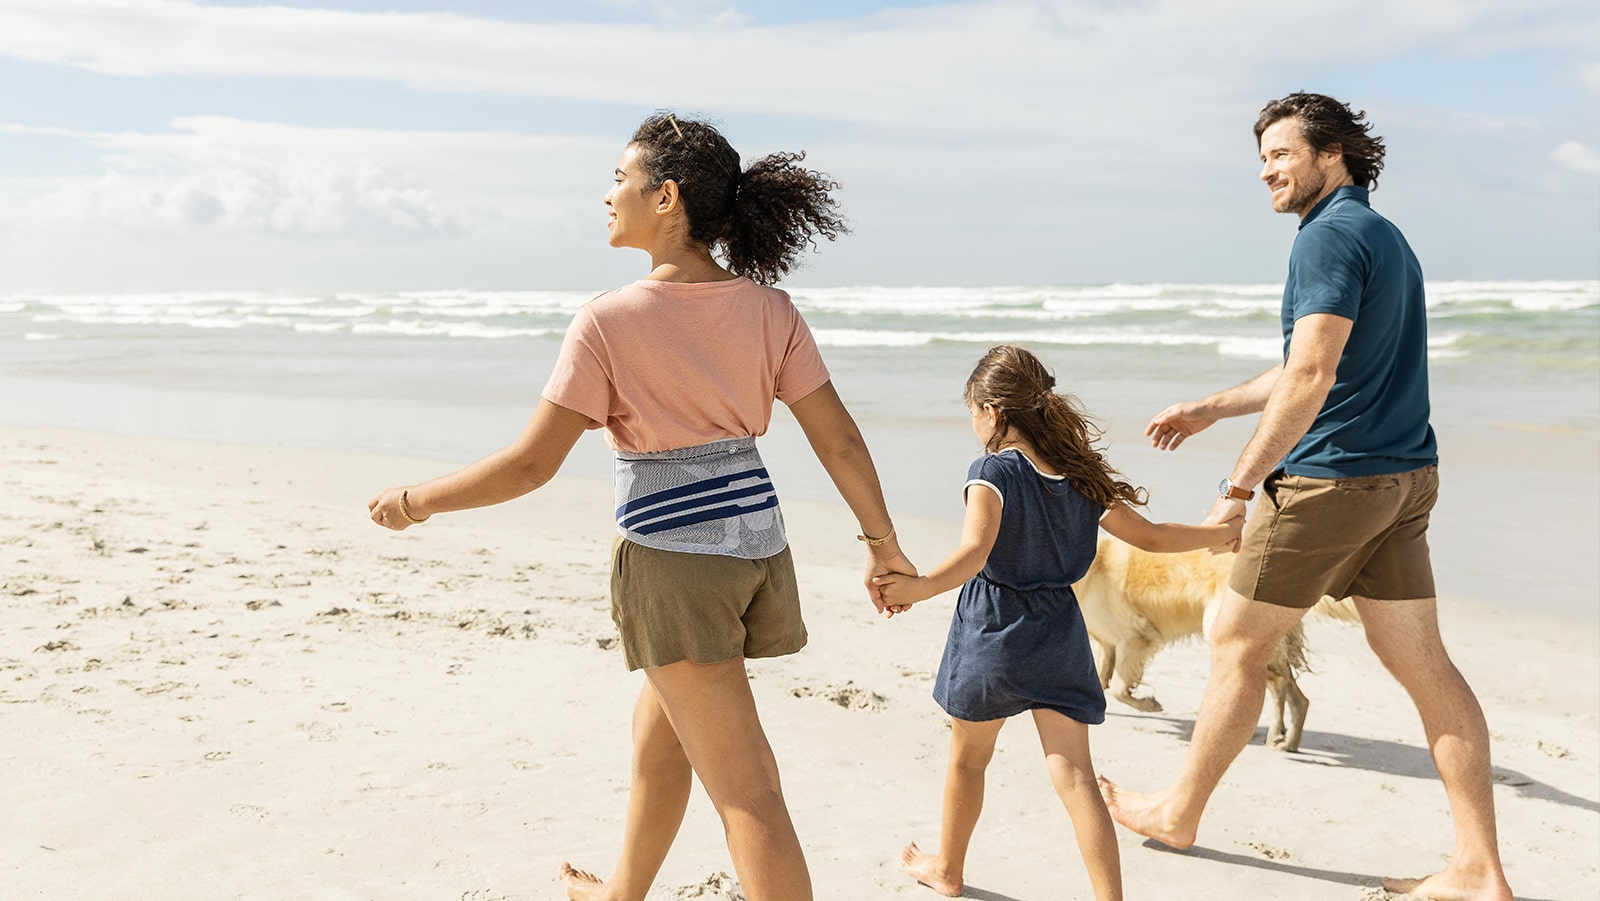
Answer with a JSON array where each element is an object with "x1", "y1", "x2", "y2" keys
[
  {"x1": 1096, "y1": 776, "x2": 1196, "y2": 849},
  {"x1": 558, "y1": 862, "x2": 609, "y2": 901},
  {"x1": 1381, "y1": 867, "x2": 1514, "y2": 901},
  {"x1": 901, "y1": 841, "x2": 962, "y2": 897}
]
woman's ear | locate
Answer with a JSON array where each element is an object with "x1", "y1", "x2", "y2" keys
[{"x1": 655, "y1": 179, "x2": 680, "y2": 215}]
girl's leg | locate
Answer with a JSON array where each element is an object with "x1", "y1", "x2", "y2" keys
[
  {"x1": 1032, "y1": 709, "x2": 1122, "y2": 901},
  {"x1": 643, "y1": 657, "x2": 812, "y2": 901},
  {"x1": 560, "y1": 680, "x2": 693, "y2": 901},
  {"x1": 902, "y1": 716, "x2": 1006, "y2": 897}
]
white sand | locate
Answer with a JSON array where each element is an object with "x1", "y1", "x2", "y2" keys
[{"x1": 1, "y1": 427, "x2": 1595, "y2": 900}]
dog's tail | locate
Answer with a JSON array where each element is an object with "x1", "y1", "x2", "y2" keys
[
  {"x1": 1310, "y1": 595, "x2": 1362, "y2": 624},
  {"x1": 1276, "y1": 622, "x2": 1312, "y2": 676}
]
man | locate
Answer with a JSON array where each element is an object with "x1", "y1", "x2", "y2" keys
[{"x1": 1097, "y1": 93, "x2": 1514, "y2": 901}]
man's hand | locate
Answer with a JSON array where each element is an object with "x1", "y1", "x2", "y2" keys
[
  {"x1": 1146, "y1": 400, "x2": 1218, "y2": 451},
  {"x1": 1203, "y1": 496, "x2": 1247, "y2": 554}
]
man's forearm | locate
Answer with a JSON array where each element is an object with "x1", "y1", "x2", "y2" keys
[
  {"x1": 1200, "y1": 364, "x2": 1282, "y2": 420},
  {"x1": 1231, "y1": 365, "x2": 1333, "y2": 488}
]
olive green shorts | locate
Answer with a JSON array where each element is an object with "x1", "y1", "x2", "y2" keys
[
  {"x1": 1231, "y1": 465, "x2": 1439, "y2": 609},
  {"x1": 609, "y1": 537, "x2": 807, "y2": 671}
]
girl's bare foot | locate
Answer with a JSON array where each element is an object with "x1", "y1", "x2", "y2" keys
[
  {"x1": 558, "y1": 862, "x2": 609, "y2": 901},
  {"x1": 901, "y1": 841, "x2": 962, "y2": 897}
]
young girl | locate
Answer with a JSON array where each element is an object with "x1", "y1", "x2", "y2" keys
[
  {"x1": 370, "y1": 113, "x2": 914, "y2": 901},
  {"x1": 873, "y1": 344, "x2": 1242, "y2": 900}
]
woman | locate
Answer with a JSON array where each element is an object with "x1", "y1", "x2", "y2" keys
[{"x1": 370, "y1": 113, "x2": 913, "y2": 901}]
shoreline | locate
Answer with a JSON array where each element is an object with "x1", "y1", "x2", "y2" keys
[{"x1": 2, "y1": 425, "x2": 1597, "y2": 900}]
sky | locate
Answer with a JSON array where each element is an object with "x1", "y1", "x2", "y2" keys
[{"x1": 0, "y1": 0, "x2": 1596, "y2": 292}]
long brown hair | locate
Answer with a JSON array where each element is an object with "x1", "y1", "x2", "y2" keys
[
  {"x1": 964, "y1": 344, "x2": 1147, "y2": 509},
  {"x1": 1254, "y1": 92, "x2": 1386, "y2": 191},
  {"x1": 630, "y1": 113, "x2": 848, "y2": 285}
]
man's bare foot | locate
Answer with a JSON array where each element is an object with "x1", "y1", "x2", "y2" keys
[
  {"x1": 901, "y1": 842, "x2": 962, "y2": 897},
  {"x1": 558, "y1": 862, "x2": 609, "y2": 901},
  {"x1": 1096, "y1": 775, "x2": 1196, "y2": 849},
  {"x1": 1381, "y1": 868, "x2": 1514, "y2": 901}
]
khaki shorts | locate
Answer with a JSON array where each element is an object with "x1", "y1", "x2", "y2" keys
[
  {"x1": 610, "y1": 537, "x2": 807, "y2": 671},
  {"x1": 1231, "y1": 465, "x2": 1438, "y2": 609}
]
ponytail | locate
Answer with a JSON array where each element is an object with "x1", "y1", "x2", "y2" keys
[
  {"x1": 630, "y1": 113, "x2": 847, "y2": 285},
  {"x1": 964, "y1": 345, "x2": 1148, "y2": 510}
]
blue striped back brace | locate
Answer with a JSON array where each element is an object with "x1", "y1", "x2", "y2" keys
[{"x1": 613, "y1": 436, "x2": 787, "y2": 559}]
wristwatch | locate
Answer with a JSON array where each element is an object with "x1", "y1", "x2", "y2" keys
[{"x1": 1218, "y1": 478, "x2": 1255, "y2": 501}]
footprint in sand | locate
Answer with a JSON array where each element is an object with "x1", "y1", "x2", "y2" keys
[
  {"x1": 671, "y1": 872, "x2": 745, "y2": 899},
  {"x1": 789, "y1": 681, "x2": 887, "y2": 712}
]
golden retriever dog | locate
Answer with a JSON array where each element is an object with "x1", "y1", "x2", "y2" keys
[{"x1": 1073, "y1": 536, "x2": 1360, "y2": 753}]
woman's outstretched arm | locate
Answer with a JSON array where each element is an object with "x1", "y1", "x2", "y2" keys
[
  {"x1": 787, "y1": 380, "x2": 917, "y2": 611},
  {"x1": 369, "y1": 399, "x2": 592, "y2": 529}
]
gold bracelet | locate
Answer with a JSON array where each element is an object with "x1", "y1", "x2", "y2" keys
[
  {"x1": 857, "y1": 526, "x2": 894, "y2": 547},
  {"x1": 399, "y1": 490, "x2": 429, "y2": 525}
]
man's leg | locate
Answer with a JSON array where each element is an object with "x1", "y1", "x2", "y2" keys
[
  {"x1": 1354, "y1": 596, "x2": 1513, "y2": 901},
  {"x1": 1099, "y1": 588, "x2": 1305, "y2": 848}
]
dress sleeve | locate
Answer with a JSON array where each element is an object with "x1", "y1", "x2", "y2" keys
[
  {"x1": 962, "y1": 454, "x2": 1004, "y2": 507},
  {"x1": 540, "y1": 302, "x2": 613, "y2": 428}
]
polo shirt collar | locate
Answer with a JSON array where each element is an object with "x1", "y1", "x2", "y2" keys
[{"x1": 1299, "y1": 184, "x2": 1369, "y2": 229}]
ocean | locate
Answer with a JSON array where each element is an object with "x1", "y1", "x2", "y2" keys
[{"x1": 3, "y1": 279, "x2": 1597, "y2": 614}]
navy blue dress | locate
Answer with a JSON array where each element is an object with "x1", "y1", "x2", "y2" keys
[{"x1": 933, "y1": 449, "x2": 1108, "y2": 724}]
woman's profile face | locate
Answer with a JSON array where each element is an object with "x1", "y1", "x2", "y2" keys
[{"x1": 604, "y1": 144, "x2": 659, "y2": 251}]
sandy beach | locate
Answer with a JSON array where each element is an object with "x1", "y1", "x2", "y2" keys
[{"x1": 2, "y1": 425, "x2": 1596, "y2": 900}]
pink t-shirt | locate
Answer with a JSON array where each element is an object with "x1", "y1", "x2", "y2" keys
[{"x1": 541, "y1": 277, "x2": 831, "y2": 454}]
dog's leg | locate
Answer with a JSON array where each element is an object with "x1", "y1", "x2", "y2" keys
[
  {"x1": 1279, "y1": 675, "x2": 1309, "y2": 753},
  {"x1": 1112, "y1": 635, "x2": 1164, "y2": 713},
  {"x1": 1094, "y1": 637, "x2": 1116, "y2": 690},
  {"x1": 1266, "y1": 626, "x2": 1311, "y2": 752}
]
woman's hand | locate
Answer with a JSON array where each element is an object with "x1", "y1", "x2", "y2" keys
[
  {"x1": 368, "y1": 487, "x2": 423, "y2": 531},
  {"x1": 866, "y1": 543, "x2": 918, "y2": 615}
]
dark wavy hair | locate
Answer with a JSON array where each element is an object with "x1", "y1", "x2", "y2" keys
[
  {"x1": 629, "y1": 113, "x2": 848, "y2": 285},
  {"x1": 1254, "y1": 92, "x2": 1386, "y2": 190},
  {"x1": 964, "y1": 345, "x2": 1147, "y2": 510}
]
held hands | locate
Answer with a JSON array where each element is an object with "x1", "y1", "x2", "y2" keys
[
  {"x1": 1204, "y1": 496, "x2": 1247, "y2": 554},
  {"x1": 1146, "y1": 400, "x2": 1217, "y2": 451},
  {"x1": 864, "y1": 540, "x2": 918, "y2": 616},
  {"x1": 870, "y1": 571, "x2": 934, "y2": 618}
]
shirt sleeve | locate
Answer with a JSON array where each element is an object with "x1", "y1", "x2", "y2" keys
[
  {"x1": 540, "y1": 302, "x2": 613, "y2": 428},
  {"x1": 773, "y1": 298, "x2": 832, "y2": 405},
  {"x1": 1289, "y1": 222, "x2": 1367, "y2": 322}
]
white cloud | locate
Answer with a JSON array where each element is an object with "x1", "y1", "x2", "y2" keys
[
  {"x1": 1580, "y1": 61, "x2": 1600, "y2": 93},
  {"x1": 0, "y1": 0, "x2": 1589, "y2": 142},
  {"x1": 1551, "y1": 141, "x2": 1600, "y2": 175},
  {"x1": 0, "y1": 119, "x2": 618, "y2": 239}
]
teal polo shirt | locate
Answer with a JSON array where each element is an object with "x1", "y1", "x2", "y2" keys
[{"x1": 1279, "y1": 185, "x2": 1438, "y2": 478}]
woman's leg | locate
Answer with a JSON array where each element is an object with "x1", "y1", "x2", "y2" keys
[
  {"x1": 1033, "y1": 709, "x2": 1122, "y2": 901},
  {"x1": 643, "y1": 656, "x2": 812, "y2": 901},
  {"x1": 902, "y1": 716, "x2": 1006, "y2": 896},
  {"x1": 561, "y1": 681, "x2": 693, "y2": 901}
]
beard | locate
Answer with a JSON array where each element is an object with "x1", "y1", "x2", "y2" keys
[{"x1": 1276, "y1": 169, "x2": 1328, "y2": 216}]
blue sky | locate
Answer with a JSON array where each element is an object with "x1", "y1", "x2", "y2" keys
[{"x1": 0, "y1": 0, "x2": 1595, "y2": 291}]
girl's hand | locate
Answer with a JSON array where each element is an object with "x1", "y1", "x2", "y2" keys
[
  {"x1": 1210, "y1": 512, "x2": 1246, "y2": 554},
  {"x1": 871, "y1": 572, "x2": 934, "y2": 618}
]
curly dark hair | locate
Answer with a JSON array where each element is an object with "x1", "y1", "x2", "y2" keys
[
  {"x1": 1254, "y1": 92, "x2": 1386, "y2": 190},
  {"x1": 629, "y1": 113, "x2": 848, "y2": 285},
  {"x1": 964, "y1": 345, "x2": 1147, "y2": 510}
]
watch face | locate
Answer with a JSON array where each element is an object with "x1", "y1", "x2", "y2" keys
[{"x1": 1219, "y1": 478, "x2": 1230, "y2": 495}]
